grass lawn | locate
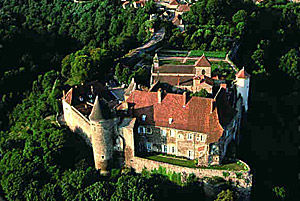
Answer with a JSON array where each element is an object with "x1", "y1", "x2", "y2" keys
[
  {"x1": 145, "y1": 155, "x2": 196, "y2": 168},
  {"x1": 189, "y1": 50, "x2": 227, "y2": 58},
  {"x1": 201, "y1": 162, "x2": 247, "y2": 171},
  {"x1": 144, "y1": 154, "x2": 248, "y2": 171},
  {"x1": 160, "y1": 59, "x2": 195, "y2": 66}
]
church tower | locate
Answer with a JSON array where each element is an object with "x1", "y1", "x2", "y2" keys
[
  {"x1": 235, "y1": 67, "x2": 250, "y2": 111},
  {"x1": 89, "y1": 96, "x2": 115, "y2": 175},
  {"x1": 194, "y1": 54, "x2": 212, "y2": 77}
]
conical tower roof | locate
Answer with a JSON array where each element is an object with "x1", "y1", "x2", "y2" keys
[
  {"x1": 236, "y1": 67, "x2": 250, "y2": 78},
  {"x1": 89, "y1": 96, "x2": 103, "y2": 121}
]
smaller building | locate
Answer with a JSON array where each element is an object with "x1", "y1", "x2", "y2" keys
[{"x1": 151, "y1": 54, "x2": 219, "y2": 94}]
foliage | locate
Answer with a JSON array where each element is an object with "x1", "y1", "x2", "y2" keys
[
  {"x1": 223, "y1": 171, "x2": 230, "y2": 178},
  {"x1": 61, "y1": 47, "x2": 113, "y2": 85},
  {"x1": 278, "y1": 48, "x2": 300, "y2": 80},
  {"x1": 215, "y1": 189, "x2": 235, "y2": 201},
  {"x1": 190, "y1": 89, "x2": 210, "y2": 98},
  {"x1": 272, "y1": 186, "x2": 286, "y2": 200}
]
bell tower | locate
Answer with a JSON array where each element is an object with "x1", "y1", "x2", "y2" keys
[{"x1": 194, "y1": 54, "x2": 211, "y2": 77}]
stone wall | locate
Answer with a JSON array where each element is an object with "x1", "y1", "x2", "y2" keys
[
  {"x1": 127, "y1": 156, "x2": 252, "y2": 200},
  {"x1": 62, "y1": 100, "x2": 92, "y2": 145}
]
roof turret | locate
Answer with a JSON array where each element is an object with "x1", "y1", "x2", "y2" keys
[{"x1": 236, "y1": 67, "x2": 250, "y2": 78}]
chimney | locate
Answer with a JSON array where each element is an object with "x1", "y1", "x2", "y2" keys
[
  {"x1": 211, "y1": 100, "x2": 215, "y2": 113},
  {"x1": 158, "y1": 88, "x2": 162, "y2": 103},
  {"x1": 183, "y1": 92, "x2": 187, "y2": 107},
  {"x1": 90, "y1": 85, "x2": 94, "y2": 94}
]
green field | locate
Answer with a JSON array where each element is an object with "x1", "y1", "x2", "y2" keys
[
  {"x1": 189, "y1": 50, "x2": 227, "y2": 58},
  {"x1": 158, "y1": 50, "x2": 227, "y2": 58},
  {"x1": 160, "y1": 59, "x2": 196, "y2": 66}
]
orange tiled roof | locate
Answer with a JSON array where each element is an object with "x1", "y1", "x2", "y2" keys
[
  {"x1": 124, "y1": 89, "x2": 235, "y2": 143},
  {"x1": 236, "y1": 67, "x2": 250, "y2": 78}
]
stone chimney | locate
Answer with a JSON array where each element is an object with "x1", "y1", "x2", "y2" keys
[
  {"x1": 183, "y1": 92, "x2": 187, "y2": 107},
  {"x1": 158, "y1": 88, "x2": 162, "y2": 104}
]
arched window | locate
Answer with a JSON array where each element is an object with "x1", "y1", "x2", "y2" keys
[{"x1": 202, "y1": 69, "x2": 206, "y2": 75}]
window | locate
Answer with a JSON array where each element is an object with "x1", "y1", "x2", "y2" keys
[
  {"x1": 196, "y1": 135, "x2": 200, "y2": 141},
  {"x1": 101, "y1": 155, "x2": 105, "y2": 160},
  {"x1": 188, "y1": 133, "x2": 193, "y2": 140},
  {"x1": 162, "y1": 145, "x2": 167, "y2": 153},
  {"x1": 178, "y1": 134, "x2": 183, "y2": 139},
  {"x1": 201, "y1": 135, "x2": 205, "y2": 142},
  {"x1": 169, "y1": 118, "x2": 173, "y2": 124},
  {"x1": 171, "y1": 146, "x2": 175, "y2": 154},
  {"x1": 146, "y1": 127, "x2": 152, "y2": 134},
  {"x1": 188, "y1": 150, "x2": 194, "y2": 159},
  {"x1": 79, "y1": 96, "x2": 84, "y2": 101},
  {"x1": 202, "y1": 69, "x2": 206, "y2": 75},
  {"x1": 142, "y1": 115, "x2": 146, "y2": 121},
  {"x1": 138, "y1": 126, "x2": 145, "y2": 134},
  {"x1": 161, "y1": 129, "x2": 166, "y2": 136},
  {"x1": 146, "y1": 142, "x2": 152, "y2": 152},
  {"x1": 170, "y1": 130, "x2": 175, "y2": 137}
]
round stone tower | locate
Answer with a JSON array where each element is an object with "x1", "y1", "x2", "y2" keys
[
  {"x1": 235, "y1": 67, "x2": 250, "y2": 111},
  {"x1": 89, "y1": 96, "x2": 115, "y2": 175}
]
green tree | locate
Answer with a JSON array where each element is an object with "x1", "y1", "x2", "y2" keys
[
  {"x1": 215, "y1": 189, "x2": 235, "y2": 201},
  {"x1": 279, "y1": 48, "x2": 300, "y2": 80},
  {"x1": 190, "y1": 89, "x2": 210, "y2": 98}
]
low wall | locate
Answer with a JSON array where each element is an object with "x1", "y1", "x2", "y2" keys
[{"x1": 128, "y1": 156, "x2": 252, "y2": 199}]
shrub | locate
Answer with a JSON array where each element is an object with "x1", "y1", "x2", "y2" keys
[{"x1": 223, "y1": 171, "x2": 230, "y2": 178}]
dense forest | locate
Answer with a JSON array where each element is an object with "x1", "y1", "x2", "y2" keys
[{"x1": 0, "y1": 0, "x2": 299, "y2": 200}]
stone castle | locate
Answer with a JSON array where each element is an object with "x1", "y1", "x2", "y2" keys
[{"x1": 61, "y1": 62, "x2": 250, "y2": 175}]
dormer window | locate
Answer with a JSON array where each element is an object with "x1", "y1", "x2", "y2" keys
[
  {"x1": 142, "y1": 115, "x2": 146, "y2": 121},
  {"x1": 169, "y1": 118, "x2": 173, "y2": 124}
]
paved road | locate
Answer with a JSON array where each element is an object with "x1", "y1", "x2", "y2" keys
[{"x1": 126, "y1": 27, "x2": 165, "y2": 57}]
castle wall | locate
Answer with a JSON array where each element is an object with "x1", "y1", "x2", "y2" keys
[
  {"x1": 127, "y1": 156, "x2": 252, "y2": 200},
  {"x1": 62, "y1": 100, "x2": 92, "y2": 145}
]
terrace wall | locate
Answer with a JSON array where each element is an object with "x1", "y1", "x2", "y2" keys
[{"x1": 127, "y1": 156, "x2": 252, "y2": 200}]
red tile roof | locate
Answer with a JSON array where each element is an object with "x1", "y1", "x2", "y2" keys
[
  {"x1": 123, "y1": 90, "x2": 235, "y2": 143},
  {"x1": 170, "y1": 0, "x2": 179, "y2": 5},
  {"x1": 236, "y1": 67, "x2": 250, "y2": 78},
  {"x1": 195, "y1": 54, "x2": 211, "y2": 67},
  {"x1": 152, "y1": 75, "x2": 194, "y2": 86},
  {"x1": 153, "y1": 65, "x2": 196, "y2": 74}
]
